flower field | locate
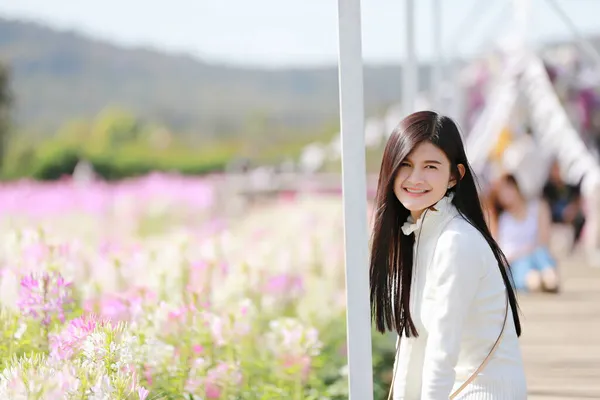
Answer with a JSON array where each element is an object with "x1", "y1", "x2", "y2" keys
[{"x1": 0, "y1": 173, "x2": 395, "y2": 399}]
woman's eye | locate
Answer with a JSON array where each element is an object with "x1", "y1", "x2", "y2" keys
[
  {"x1": 400, "y1": 162, "x2": 411, "y2": 167},
  {"x1": 425, "y1": 165, "x2": 438, "y2": 170}
]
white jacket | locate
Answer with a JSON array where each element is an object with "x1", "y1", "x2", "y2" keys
[{"x1": 391, "y1": 194, "x2": 527, "y2": 400}]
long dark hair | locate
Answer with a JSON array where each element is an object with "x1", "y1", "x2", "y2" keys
[{"x1": 369, "y1": 111, "x2": 521, "y2": 338}]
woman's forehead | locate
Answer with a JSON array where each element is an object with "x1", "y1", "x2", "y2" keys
[{"x1": 404, "y1": 142, "x2": 447, "y2": 162}]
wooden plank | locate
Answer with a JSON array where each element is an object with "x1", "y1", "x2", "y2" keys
[{"x1": 520, "y1": 251, "x2": 600, "y2": 399}]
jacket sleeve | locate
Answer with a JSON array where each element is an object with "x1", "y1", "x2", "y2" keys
[{"x1": 420, "y1": 229, "x2": 484, "y2": 399}]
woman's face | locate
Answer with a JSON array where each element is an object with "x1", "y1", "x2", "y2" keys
[{"x1": 393, "y1": 141, "x2": 455, "y2": 220}]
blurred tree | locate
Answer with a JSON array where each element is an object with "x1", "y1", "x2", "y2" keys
[
  {"x1": 0, "y1": 64, "x2": 12, "y2": 167},
  {"x1": 89, "y1": 108, "x2": 142, "y2": 150},
  {"x1": 56, "y1": 118, "x2": 91, "y2": 147}
]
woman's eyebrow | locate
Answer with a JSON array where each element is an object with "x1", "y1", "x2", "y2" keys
[{"x1": 423, "y1": 160, "x2": 442, "y2": 165}]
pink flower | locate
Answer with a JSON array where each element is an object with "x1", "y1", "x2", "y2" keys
[
  {"x1": 219, "y1": 262, "x2": 229, "y2": 275},
  {"x1": 22, "y1": 243, "x2": 49, "y2": 265},
  {"x1": 143, "y1": 366, "x2": 153, "y2": 386},
  {"x1": 98, "y1": 240, "x2": 121, "y2": 258},
  {"x1": 49, "y1": 315, "x2": 108, "y2": 360},
  {"x1": 56, "y1": 243, "x2": 72, "y2": 257},
  {"x1": 266, "y1": 318, "x2": 322, "y2": 381},
  {"x1": 204, "y1": 361, "x2": 242, "y2": 399},
  {"x1": 205, "y1": 383, "x2": 221, "y2": 399},
  {"x1": 92, "y1": 287, "x2": 155, "y2": 323},
  {"x1": 263, "y1": 273, "x2": 304, "y2": 297},
  {"x1": 17, "y1": 270, "x2": 73, "y2": 326},
  {"x1": 99, "y1": 297, "x2": 130, "y2": 322},
  {"x1": 138, "y1": 386, "x2": 150, "y2": 400},
  {"x1": 233, "y1": 299, "x2": 254, "y2": 337},
  {"x1": 192, "y1": 344, "x2": 204, "y2": 354},
  {"x1": 191, "y1": 261, "x2": 209, "y2": 271},
  {"x1": 168, "y1": 305, "x2": 190, "y2": 322},
  {"x1": 281, "y1": 354, "x2": 312, "y2": 381}
]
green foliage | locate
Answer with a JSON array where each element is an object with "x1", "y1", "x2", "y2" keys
[
  {"x1": 0, "y1": 63, "x2": 11, "y2": 167},
  {"x1": 313, "y1": 317, "x2": 397, "y2": 400},
  {"x1": 0, "y1": 108, "x2": 243, "y2": 180},
  {"x1": 84, "y1": 143, "x2": 236, "y2": 181},
  {"x1": 29, "y1": 140, "x2": 81, "y2": 180},
  {"x1": 1, "y1": 104, "x2": 336, "y2": 181},
  {"x1": 0, "y1": 309, "x2": 39, "y2": 370},
  {"x1": 0, "y1": 139, "x2": 238, "y2": 181}
]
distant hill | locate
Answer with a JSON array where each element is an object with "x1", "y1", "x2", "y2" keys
[{"x1": 0, "y1": 17, "x2": 435, "y2": 138}]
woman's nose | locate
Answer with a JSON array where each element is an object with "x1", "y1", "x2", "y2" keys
[{"x1": 407, "y1": 168, "x2": 424, "y2": 183}]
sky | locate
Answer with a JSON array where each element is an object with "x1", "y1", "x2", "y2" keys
[{"x1": 1, "y1": 0, "x2": 600, "y2": 68}]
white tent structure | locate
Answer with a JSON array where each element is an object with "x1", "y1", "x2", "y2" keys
[{"x1": 464, "y1": 47, "x2": 600, "y2": 261}]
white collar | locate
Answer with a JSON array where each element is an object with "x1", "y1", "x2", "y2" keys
[{"x1": 401, "y1": 193, "x2": 456, "y2": 236}]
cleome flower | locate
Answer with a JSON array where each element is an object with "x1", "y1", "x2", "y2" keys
[{"x1": 16, "y1": 270, "x2": 74, "y2": 326}]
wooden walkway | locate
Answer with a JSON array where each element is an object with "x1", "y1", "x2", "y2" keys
[{"x1": 520, "y1": 251, "x2": 600, "y2": 399}]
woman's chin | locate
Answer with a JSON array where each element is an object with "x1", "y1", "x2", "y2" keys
[
  {"x1": 400, "y1": 197, "x2": 435, "y2": 213},
  {"x1": 401, "y1": 202, "x2": 429, "y2": 216}
]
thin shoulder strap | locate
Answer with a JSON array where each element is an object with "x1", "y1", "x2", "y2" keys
[{"x1": 449, "y1": 292, "x2": 509, "y2": 399}]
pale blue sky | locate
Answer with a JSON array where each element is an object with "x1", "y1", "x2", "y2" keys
[{"x1": 1, "y1": 0, "x2": 599, "y2": 67}]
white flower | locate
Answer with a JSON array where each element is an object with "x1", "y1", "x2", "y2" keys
[
  {"x1": 139, "y1": 336, "x2": 176, "y2": 370},
  {"x1": 88, "y1": 374, "x2": 115, "y2": 400},
  {"x1": 13, "y1": 322, "x2": 27, "y2": 340},
  {"x1": 82, "y1": 332, "x2": 109, "y2": 369},
  {"x1": 266, "y1": 318, "x2": 323, "y2": 358}
]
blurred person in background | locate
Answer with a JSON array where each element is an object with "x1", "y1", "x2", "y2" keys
[
  {"x1": 491, "y1": 174, "x2": 559, "y2": 293},
  {"x1": 542, "y1": 160, "x2": 586, "y2": 249}
]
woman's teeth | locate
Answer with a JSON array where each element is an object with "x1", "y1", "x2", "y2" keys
[{"x1": 404, "y1": 188, "x2": 428, "y2": 194}]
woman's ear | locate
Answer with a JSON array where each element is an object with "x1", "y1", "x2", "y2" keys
[
  {"x1": 457, "y1": 164, "x2": 466, "y2": 180},
  {"x1": 448, "y1": 164, "x2": 466, "y2": 189}
]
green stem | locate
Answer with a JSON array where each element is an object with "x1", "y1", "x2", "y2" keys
[
  {"x1": 294, "y1": 372, "x2": 303, "y2": 400},
  {"x1": 41, "y1": 276, "x2": 49, "y2": 351}
]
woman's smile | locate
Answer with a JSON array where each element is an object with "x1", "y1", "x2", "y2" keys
[{"x1": 403, "y1": 187, "x2": 431, "y2": 196}]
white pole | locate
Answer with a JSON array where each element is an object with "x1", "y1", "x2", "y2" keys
[
  {"x1": 403, "y1": 0, "x2": 417, "y2": 115},
  {"x1": 432, "y1": 0, "x2": 443, "y2": 109},
  {"x1": 336, "y1": 1, "x2": 374, "y2": 399}
]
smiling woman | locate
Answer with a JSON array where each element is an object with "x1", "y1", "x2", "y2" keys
[{"x1": 369, "y1": 111, "x2": 527, "y2": 400}]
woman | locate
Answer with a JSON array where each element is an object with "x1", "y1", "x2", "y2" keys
[
  {"x1": 492, "y1": 173, "x2": 559, "y2": 293},
  {"x1": 370, "y1": 111, "x2": 526, "y2": 399}
]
